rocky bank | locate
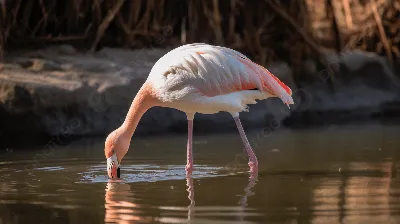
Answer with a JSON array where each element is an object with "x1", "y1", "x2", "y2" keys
[{"x1": 0, "y1": 45, "x2": 399, "y2": 137}]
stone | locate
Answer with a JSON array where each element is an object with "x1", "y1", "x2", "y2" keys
[
  {"x1": 285, "y1": 50, "x2": 400, "y2": 126},
  {"x1": 0, "y1": 45, "x2": 399, "y2": 137}
]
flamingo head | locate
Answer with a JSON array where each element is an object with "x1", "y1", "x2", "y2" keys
[{"x1": 105, "y1": 128, "x2": 130, "y2": 179}]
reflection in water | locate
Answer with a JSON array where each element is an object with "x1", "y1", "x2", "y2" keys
[
  {"x1": 104, "y1": 180, "x2": 151, "y2": 223},
  {"x1": 0, "y1": 182, "x2": 16, "y2": 224},
  {"x1": 103, "y1": 174, "x2": 259, "y2": 223},
  {"x1": 184, "y1": 172, "x2": 260, "y2": 223},
  {"x1": 238, "y1": 173, "x2": 258, "y2": 222},
  {"x1": 1, "y1": 123, "x2": 400, "y2": 223},
  {"x1": 239, "y1": 172, "x2": 258, "y2": 207},
  {"x1": 186, "y1": 175, "x2": 195, "y2": 221},
  {"x1": 311, "y1": 161, "x2": 400, "y2": 223}
]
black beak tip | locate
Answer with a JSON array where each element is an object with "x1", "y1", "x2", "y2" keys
[{"x1": 117, "y1": 167, "x2": 120, "y2": 178}]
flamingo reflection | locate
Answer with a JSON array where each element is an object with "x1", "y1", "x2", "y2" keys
[
  {"x1": 237, "y1": 172, "x2": 258, "y2": 221},
  {"x1": 185, "y1": 170, "x2": 258, "y2": 222},
  {"x1": 239, "y1": 173, "x2": 258, "y2": 207},
  {"x1": 186, "y1": 175, "x2": 195, "y2": 221},
  {"x1": 104, "y1": 171, "x2": 258, "y2": 223},
  {"x1": 104, "y1": 180, "x2": 153, "y2": 223}
]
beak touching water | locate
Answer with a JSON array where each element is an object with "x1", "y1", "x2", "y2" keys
[{"x1": 107, "y1": 153, "x2": 120, "y2": 179}]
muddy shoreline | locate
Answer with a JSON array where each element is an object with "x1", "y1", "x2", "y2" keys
[{"x1": 1, "y1": 46, "x2": 399, "y2": 138}]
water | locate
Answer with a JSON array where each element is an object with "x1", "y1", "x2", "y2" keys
[{"x1": 1, "y1": 123, "x2": 400, "y2": 223}]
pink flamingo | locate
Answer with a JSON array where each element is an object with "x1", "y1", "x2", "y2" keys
[{"x1": 105, "y1": 43, "x2": 294, "y2": 179}]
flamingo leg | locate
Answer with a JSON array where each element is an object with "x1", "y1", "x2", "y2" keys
[
  {"x1": 233, "y1": 116, "x2": 259, "y2": 174},
  {"x1": 185, "y1": 119, "x2": 194, "y2": 175}
]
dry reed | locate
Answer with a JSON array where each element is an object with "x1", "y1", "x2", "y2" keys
[{"x1": 0, "y1": 0, "x2": 399, "y2": 76}]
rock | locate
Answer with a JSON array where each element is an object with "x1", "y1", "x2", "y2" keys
[
  {"x1": 285, "y1": 50, "x2": 400, "y2": 126},
  {"x1": 0, "y1": 45, "x2": 295, "y2": 137},
  {"x1": 0, "y1": 45, "x2": 399, "y2": 137}
]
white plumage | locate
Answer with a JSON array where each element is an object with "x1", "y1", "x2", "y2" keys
[{"x1": 147, "y1": 43, "x2": 294, "y2": 118}]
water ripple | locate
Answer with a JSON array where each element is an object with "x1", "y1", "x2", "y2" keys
[{"x1": 77, "y1": 164, "x2": 231, "y2": 183}]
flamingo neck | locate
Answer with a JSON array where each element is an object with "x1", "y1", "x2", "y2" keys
[{"x1": 121, "y1": 82, "x2": 155, "y2": 137}]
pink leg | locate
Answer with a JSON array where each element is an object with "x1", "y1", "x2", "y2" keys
[
  {"x1": 233, "y1": 116, "x2": 259, "y2": 174},
  {"x1": 185, "y1": 119, "x2": 194, "y2": 175}
]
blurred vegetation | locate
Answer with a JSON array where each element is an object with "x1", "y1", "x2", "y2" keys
[{"x1": 0, "y1": 0, "x2": 399, "y2": 71}]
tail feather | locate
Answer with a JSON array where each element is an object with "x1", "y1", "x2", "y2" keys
[
  {"x1": 237, "y1": 57, "x2": 294, "y2": 108},
  {"x1": 260, "y1": 67, "x2": 294, "y2": 108}
]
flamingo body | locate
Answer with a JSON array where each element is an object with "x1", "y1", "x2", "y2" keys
[
  {"x1": 105, "y1": 43, "x2": 294, "y2": 179},
  {"x1": 147, "y1": 43, "x2": 293, "y2": 117}
]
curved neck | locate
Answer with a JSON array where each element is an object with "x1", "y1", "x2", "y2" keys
[{"x1": 121, "y1": 83, "x2": 155, "y2": 137}]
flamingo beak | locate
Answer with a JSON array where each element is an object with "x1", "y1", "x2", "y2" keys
[{"x1": 107, "y1": 153, "x2": 120, "y2": 179}]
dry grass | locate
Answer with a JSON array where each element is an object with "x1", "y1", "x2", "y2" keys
[
  {"x1": 307, "y1": 0, "x2": 400, "y2": 59},
  {"x1": 0, "y1": 0, "x2": 399, "y2": 71}
]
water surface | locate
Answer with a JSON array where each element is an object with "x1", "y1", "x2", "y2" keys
[{"x1": 1, "y1": 123, "x2": 400, "y2": 223}]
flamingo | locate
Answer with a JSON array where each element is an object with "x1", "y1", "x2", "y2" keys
[{"x1": 105, "y1": 43, "x2": 294, "y2": 179}]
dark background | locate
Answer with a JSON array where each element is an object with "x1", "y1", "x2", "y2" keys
[{"x1": 0, "y1": 0, "x2": 399, "y2": 143}]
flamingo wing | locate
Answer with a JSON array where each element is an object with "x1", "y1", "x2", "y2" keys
[{"x1": 150, "y1": 43, "x2": 294, "y2": 107}]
